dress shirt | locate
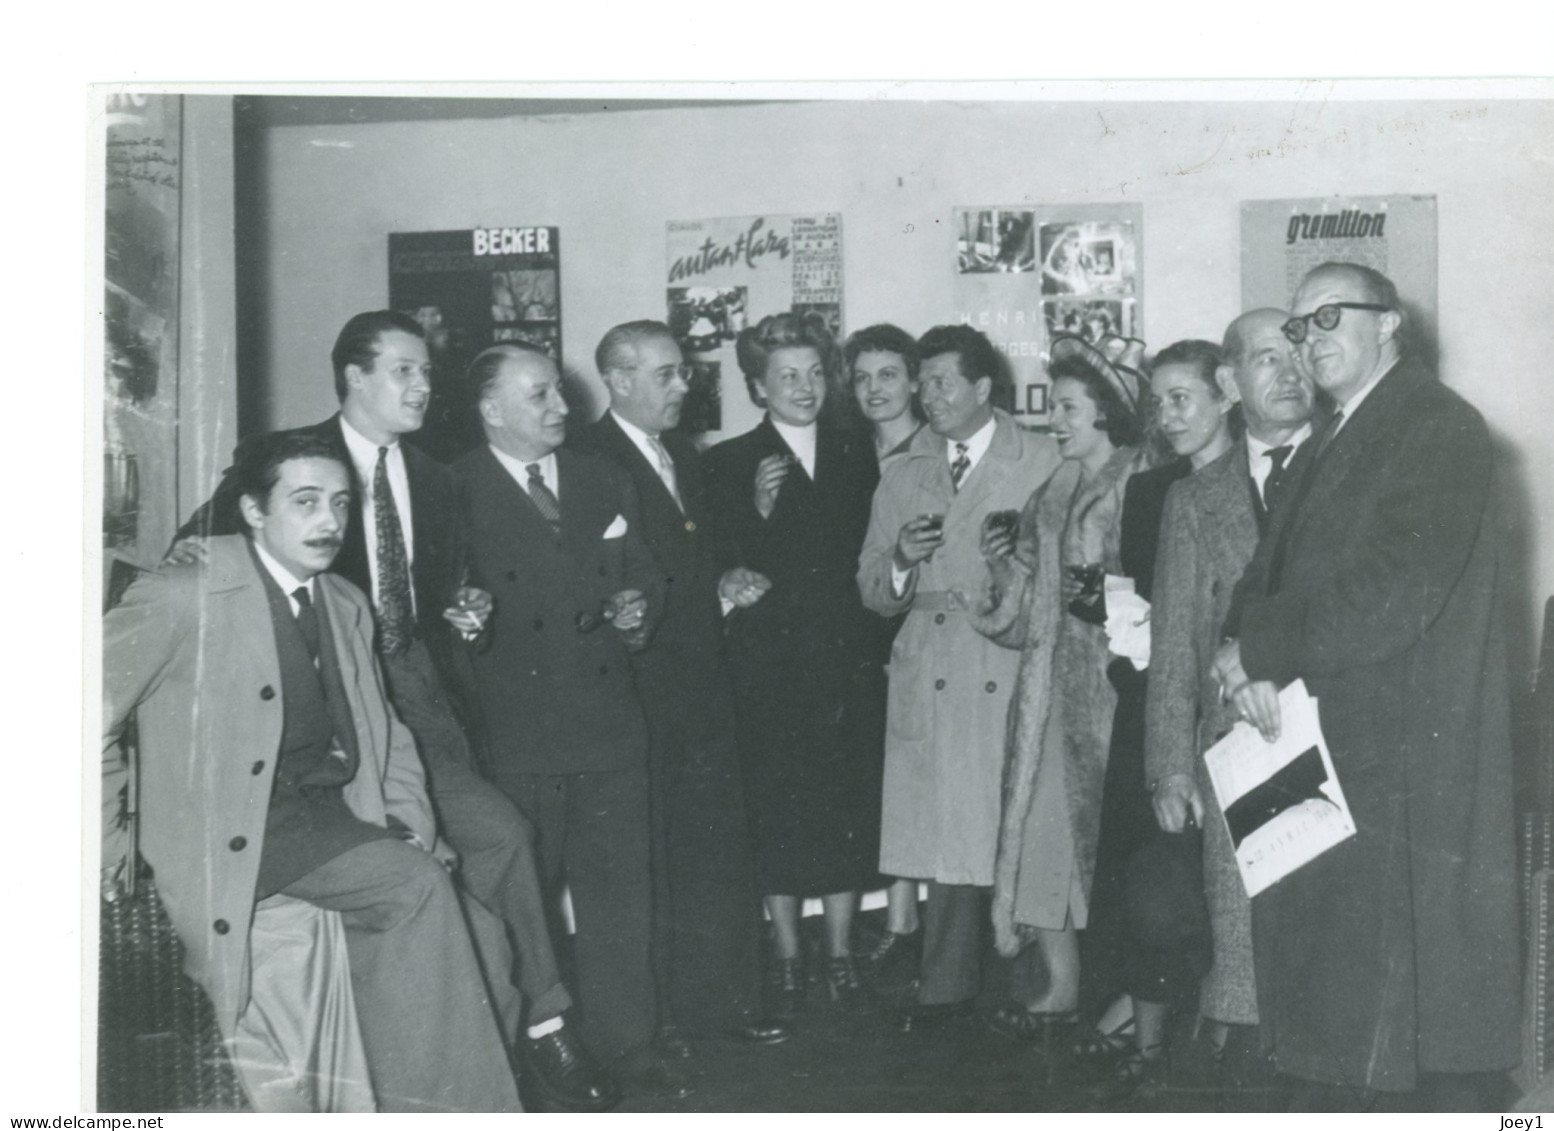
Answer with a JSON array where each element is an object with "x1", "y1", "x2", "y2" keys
[
  {"x1": 489, "y1": 445, "x2": 560, "y2": 503},
  {"x1": 609, "y1": 409, "x2": 679, "y2": 498},
  {"x1": 890, "y1": 414, "x2": 998, "y2": 595},
  {"x1": 1331, "y1": 359, "x2": 1397, "y2": 435},
  {"x1": 769, "y1": 417, "x2": 818, "y2": 478},
  {"x1": 339, "y1": 416, "x2": 416, "y2": 615},
  {"x1": 1247, "y1": 421, "x2": 1313, "y2": 503},
  {"x1": 253, "y1": 540, "x2": 315, "y2": 615}
]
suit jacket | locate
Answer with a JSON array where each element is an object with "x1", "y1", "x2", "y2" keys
[
  {"x1": 453, "y1": 444, "x2": 662, "y2": 776},
  {"x1": 1230, "y1": 355, "x2": 1520, "y2": 1089},
  {"x1": 102, "y1": 535, "x2": 434, "y2": 1038},
  {"x1": 177, "y1": 416, "x2": 483, "y2": 736},
  {"x1": 573, "y1": 415, "x2": 736, "y2": 717}
]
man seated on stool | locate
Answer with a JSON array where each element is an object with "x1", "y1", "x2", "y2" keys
[{"x1": 103, "y1": 432, "x2": 521, "y2": 1112}]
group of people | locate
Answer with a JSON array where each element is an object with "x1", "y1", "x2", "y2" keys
[{"x1": 101, "y1": 258, "x2": 1521, "y2": 1112}]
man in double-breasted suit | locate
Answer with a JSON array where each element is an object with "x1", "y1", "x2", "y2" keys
[
  {"x1": 105, "y1": 433, "x2": 520, "y2": 1111},
  {"x1": 175, "y1": 312, "x2": 616, "y2": 1110},
  {"x1": 1146, "y1": 308, "x2": 1315, "y2": 1065},
  {"x1": 576, "y1": 320, "x2": 788, "y2": 1050},
  {"x1": 454, "y1": 343, "x2": 691, "y2": 1100},
  {"x1": 1217, "y1": 264, "x2": 1520, "y2": 1105}
]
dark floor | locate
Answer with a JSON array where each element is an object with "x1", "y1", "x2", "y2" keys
[{"x1": 617, "y1": 911, "x2": 1285, "y2": 1114}]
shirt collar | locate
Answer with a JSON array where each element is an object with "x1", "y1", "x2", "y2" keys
[
  {"x1": 489, "y1": 443, "x2": 556, "y2": 483},
  {"x1": 609, "y1": 408, "x2": 663, "y2": 463},
  {"x1": 1333, "y1": 359, "x2": 1398, "y2": 433},
  {"x1": 339, "y1": 413, "x2": 400, "y2": 467},
  {"x1": 950, "y1": 414, "x2": 997, "y2": 468},
  {"x1": 1246, "y1": 420, "x2": 1313, "y2": 462},
  {"x1": 768, "y1": 416, "x2": 818, "y2": 471},
  {"x1": 252, "y1": 539, "x2": 313, "y2": 599}
]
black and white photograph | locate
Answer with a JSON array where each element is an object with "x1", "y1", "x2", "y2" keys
[{"x1": 58, "y1": 73, "x2": 1554, "y2": 1121}]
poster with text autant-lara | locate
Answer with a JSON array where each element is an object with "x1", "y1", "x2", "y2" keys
[{"x1": 666, "y1": 214, "x2": 843, "y2": 441}]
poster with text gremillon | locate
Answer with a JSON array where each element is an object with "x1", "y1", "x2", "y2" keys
[
  {"x1": 954, "y1": 203, "x2": 1142, "y2": 421},
  {"x1": 666, "y1": 214, "x2": 843, "y2": 442},
  {"x1": 1241, "y1": 196, "x2": 1437, "y2": 348}
]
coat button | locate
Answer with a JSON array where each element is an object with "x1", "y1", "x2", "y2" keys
[
  {"x1": 251, "y1": 761, "x2": 266, "y2": 775},
  {"x1": 533, "y1": 618, "x2": 544, "y2": 631},
  {"x1": 213, "y1": 919, "x2": 230, "y2": 935},
  {"x1": 935, "y1": 679, "x2": 946, "y2": 690},
  {"x1": 685, "y1": 520, "x2": 696, "y2": 532},
  {"x1": 934, "y1": 613, "x2": 946, "y2": 625},
  {"x1": 506, "y1": 570, "x2": 517, "y2": 582},
  {"x1": 599, "y1": 664, "x2": 609, "y2": 675},
  {"x1": 229, "y1": 836, "x2": 247, "y2": 851},
  {"x1": 598, "y1": 565, "x2": 608, "y2": 576},
  {"x1": 985, "y1": 681, "x2": 998, "y2": 693},
  {"x1": 259, "y1": 685, "x2": 275, "y2": 701}
]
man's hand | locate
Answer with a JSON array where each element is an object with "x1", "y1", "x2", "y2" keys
[
  {"x1": 718, "y1": 567, "x2": 771, "y2": 610},
  {"x1": 753, "y1": 454, "x2": 792, "y2": 520},
  {"x1": 442, "y1": 586, "x2": 493, "y2": 635},
  {"x1": 608, "y1": 589, "x2": 647, "y2": 634},
  {"x1": 1151, "y1": 773, "x2": 1205, "y2": 833},
  {"x1": 1212, "y1": 639, "x2": 1282, "y2": 742},
  {"x1": 894, "y1": 516, "x2": 945, "y2": 572},
  {"x1": 163, "y1": 536, "x2": 208, "y2": 566}
]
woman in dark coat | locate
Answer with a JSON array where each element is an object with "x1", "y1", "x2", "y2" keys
[{"x1": 703, "y1": 312, "x2": 883, "y2": 1010}]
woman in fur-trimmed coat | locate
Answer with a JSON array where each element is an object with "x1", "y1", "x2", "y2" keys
[{"x1": 973, "y1": 338, "x2": 1152, "y2": 1030}]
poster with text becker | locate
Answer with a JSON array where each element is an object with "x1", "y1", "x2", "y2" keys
[
  {"x1": 389, "y1": 226, "x2": 561, "y2": 462},
  {"x1": 954, "y1": 204, "x2": 1141, "y2": 421},
  {"x1": 666, "y1": 214, "x2": 843, "y2": 442}
]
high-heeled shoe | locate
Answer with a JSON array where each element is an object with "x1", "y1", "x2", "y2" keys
[
  {"x1": 766, "y1": 956, "x2": 805, "y2": 1016},
  {"x1": 988, "y1": 1004, "x2": 1079, "y2": 1052},
  {"x1": 824, "y1": 955, "x2": 863, "y2": 1003}
]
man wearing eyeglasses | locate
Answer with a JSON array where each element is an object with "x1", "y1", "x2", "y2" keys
[
  {"x1": 577, "y1": 320, "x2": 788, "y2": 1055},
  {"x1": 1213, "y1": 263, "x2": 1519, "y2": 1108}
]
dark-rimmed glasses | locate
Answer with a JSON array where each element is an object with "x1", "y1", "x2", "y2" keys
[{"x1": 1281, "y1": 302, "x2": 1391, "y2": 344}]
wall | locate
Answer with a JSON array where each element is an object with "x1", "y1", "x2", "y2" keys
[{"x1": 239, "y1": 95, "x2": 1554, "y2": 669}]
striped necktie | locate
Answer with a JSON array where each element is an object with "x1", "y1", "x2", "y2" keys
[{"x1": 526, "y1": 462, "x2": 562, "y2": 534}]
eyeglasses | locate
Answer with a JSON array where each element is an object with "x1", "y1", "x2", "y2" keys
[{"x1": 1281, "y1": 302, "x2": 1391, "y2": 344}]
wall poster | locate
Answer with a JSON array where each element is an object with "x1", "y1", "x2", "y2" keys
[
  {"x1": 954, "y1": 203, "x2": 1142, "y2": 421},
  {"x1": 1241, "y1": 196, "x2": 1438, "y2": 347},
  {"x1": 666, "y1": 213, "x2": 843, "y2": 439},
  {"x1": 388, "y1": 226, "x2": 561, "y2": 461},
  {"x1": 104, "y1": 92, "x2": 183, "y2": 582}
]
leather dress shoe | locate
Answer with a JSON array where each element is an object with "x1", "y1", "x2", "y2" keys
[
  {"x1": 617, "y1": 1045, "x2": 697, "y2": 1101},
  {"x1": 520, "y1": 1026, "x2": 621, "y2": 1111},
  {"x1": 732, "y1": 1015, "x2": 791, "y2": 1045},
  {"x1": 900, "y1": 999, "x2": 976, "y2": 1033}
]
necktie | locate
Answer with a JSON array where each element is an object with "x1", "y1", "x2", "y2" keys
[
  {"x1": 526, "y1": 462, "x2": 562, "y2": 534},
  {"x1": 374, "y1": 447, "x2": 415, "y2": 656},
  {"x1": 293, "y1": 586, "x2": 320, "y2": 663},
  {"x1": 949, "y1": 442, "x2": 971, "y2": 491},
  {"x1": 1262, "y1": 444, "x2": 1293, "y2": 507},
  {"x1": 647, "y1": 435, "x2": 684, "y2": 511},
  {"x1": 1266, "y1": 411, "x2": 1343, "y2": 593}
]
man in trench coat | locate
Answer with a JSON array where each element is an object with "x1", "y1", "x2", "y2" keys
[
  {"x1": 1217, "y1": 263, "x2": 1520, "y2": 1105},
  {"x1": 858, "y1": 324, "x2": 1060, "y2": 1025}
]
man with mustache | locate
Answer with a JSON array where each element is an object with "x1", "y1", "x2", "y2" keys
[
  {"x1": 105, "y1": 432, "x2": 522, "y2": 1110},
  {"x1": 173, "y1": 312, "x2": 619, "y2": 1110},
  {"x1": 1215, "y1": 264, "x2": 1520, "y2": 1108}
]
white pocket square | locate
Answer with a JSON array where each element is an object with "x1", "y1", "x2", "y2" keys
[{"x1": 602, "y1": 514, "x2": 629, "y2": 538}]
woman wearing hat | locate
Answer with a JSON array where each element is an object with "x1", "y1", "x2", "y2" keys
[{"x1": 972, "y1": 333, "x2": 1155, "y2": 1044}]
